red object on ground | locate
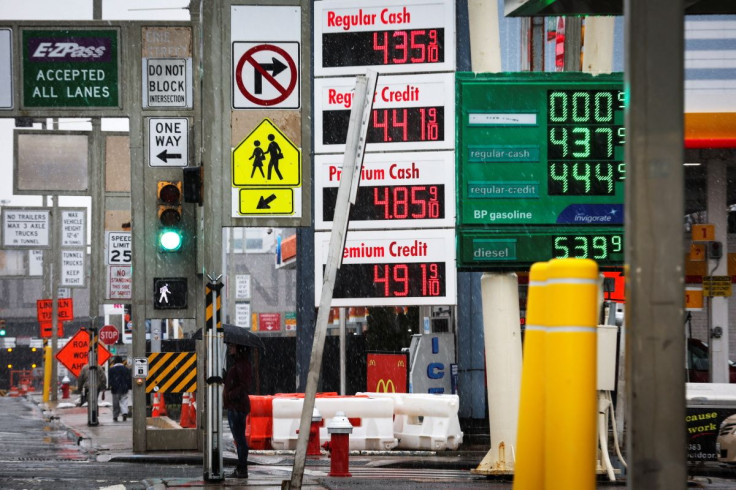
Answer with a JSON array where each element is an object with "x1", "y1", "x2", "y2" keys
[
  {"x1": 179, "y1": 392, "x2": 195, "y2": 428},
  {"x1": 328, "y1": 432, "x2": 351, "y2": 477}
]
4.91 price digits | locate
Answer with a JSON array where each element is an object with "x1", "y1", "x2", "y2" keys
[
  {"x1": 552, "y1": 234, "x2": 623, "y2": 260},
  {"x1": 374, "y1": 262, "x2": 443, "y2": 297}
]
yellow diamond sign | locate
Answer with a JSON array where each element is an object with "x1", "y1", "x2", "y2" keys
[{"x1": 232, "y1": 119, "x2": 301, "y2": 188}]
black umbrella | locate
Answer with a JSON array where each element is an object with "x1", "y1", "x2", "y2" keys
[{"x1": 192, "y1": 323, "x2": 265, "y2": 350}]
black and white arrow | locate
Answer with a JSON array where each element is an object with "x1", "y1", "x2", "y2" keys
[
  {"x1": 254, "y1": 57, "x2": 287, "y2": 94},
  {"x1": 256, "y1": 193, "x2": 277, "y2": 209},
  {"x1": 157, "y1": 149, "x2": 182, "y2": 163}
]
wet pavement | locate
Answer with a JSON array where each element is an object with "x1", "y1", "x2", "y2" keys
[{"x1": 3, "y1": 392, "x2": 736, "y2": 489}]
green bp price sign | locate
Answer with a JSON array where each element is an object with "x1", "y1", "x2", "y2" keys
[
  {"x1": 22, "y1": 29, "x2": 119, "y2": 108},
  {"x1": 456, "y1": 72, "x2": 624, "y2": 269}
]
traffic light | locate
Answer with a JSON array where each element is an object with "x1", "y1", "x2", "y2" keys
[
  {"x1": 157, "y1": 180, "x2": 183, "y2": 252},
  {"x1": 0, "y1": 319, "x2": 6, "y2": 336}
]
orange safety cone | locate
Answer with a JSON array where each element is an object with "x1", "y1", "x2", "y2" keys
[
  {"x1": 152, "y1": 392, "x2": 168, "y2": 417},
  {"x1": 179, "y1": 392, "x2": 195, "y2": 428}
]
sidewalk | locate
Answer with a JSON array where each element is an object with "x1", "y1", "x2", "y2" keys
[{"x1": 30, "y1": 392, "x2": 489, "y2": 489}]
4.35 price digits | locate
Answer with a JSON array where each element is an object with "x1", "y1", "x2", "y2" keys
[
  {"x1": 553, "y1": 234, "x2": 623, "y2": 260},
  {"x1": 373, "y1": 29, "x2": 441, "y2": 65}
]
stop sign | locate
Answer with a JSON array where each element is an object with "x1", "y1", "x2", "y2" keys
[{"x1": 99, "y1": 325, "x2": 120, "y2": 345}]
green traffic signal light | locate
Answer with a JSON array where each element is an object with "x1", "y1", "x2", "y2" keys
[
  {"x1": 159, "y1": 229, "x2": 183, "y2": 252},
  {"x1": 0, "y1": 329, "x2": 6, "y2": 336}
]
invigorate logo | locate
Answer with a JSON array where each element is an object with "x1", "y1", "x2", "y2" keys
[{"x1": 27, "y1": 37, "x2": 111, "y2": 62}]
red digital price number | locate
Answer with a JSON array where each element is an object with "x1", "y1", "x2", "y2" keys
[
  {"x1": 332, "y1": 262, "x2": 446, "y2": 299},
  {"x1": 372, "y1": 29, "x2": 441, "y2": 65},
  {"x1": 322, "y1": 184, "x2": 445, "y2": 221},
  {"x1": 321, "y1": 28, "x2": 445, "y2": 68},
  {"x1": 323, "y1": 106, "x2": 445, "y2": 145},
  {"x1": 372, "y1": 108, "x2": 440, "y2": 142}
]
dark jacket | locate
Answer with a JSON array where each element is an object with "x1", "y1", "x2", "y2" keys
[
  {"x1": 108, "y1": 363, "x2": 132, "y2": 395},
  {"x1": 223, "y1": 350, "x2": 251, "y2": 413}
]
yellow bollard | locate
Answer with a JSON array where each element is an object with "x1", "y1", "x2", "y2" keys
[
  {"x1": 513, "y1": 262, "x2": 548, "y2": 490},
  {"x1": 544, "y1": 258, "x2": 599, "y2": 490},
  {"x1": 43, "y1": 345, "x2": 52, "y2": 403}
]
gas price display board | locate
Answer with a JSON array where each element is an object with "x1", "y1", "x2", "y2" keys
[
  {"x1": 314, "y1": 72, "x2": 454, "y2": 154},
  {"x1": 456, "y1": 72, "x2": 625, "y2": 269},
  {"x1": 315, "y1": 151, "x2": 455, "y2": 230},
  {"x1": 315, "y1": 228, "x2": 456, "y2": 307},
  {"x1": 314, "y1": 0, "x2": 455, "y2": 76}
]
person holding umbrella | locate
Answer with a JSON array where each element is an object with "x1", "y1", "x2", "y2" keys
[{"x1": 223, "y1": 343, "x2": 252, "y2": 479}]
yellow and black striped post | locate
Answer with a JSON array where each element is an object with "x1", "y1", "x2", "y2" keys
[
  {"x1": 544, "y1": 258, "x2": 599, "y2": 490},
  {"x1": 204, "y1": 276, "x2": 225, "y2": 482},
  {"x1": 513, "y1": 262, "x2": 548, "y2": 490}
]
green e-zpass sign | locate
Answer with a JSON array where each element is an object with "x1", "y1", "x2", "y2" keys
[
  {"x1": 22, "y1": 29, "x2": 119, "y2": 108},
  {"x1": 456, "y1": 72, "x2": 625, "y2": 269}
]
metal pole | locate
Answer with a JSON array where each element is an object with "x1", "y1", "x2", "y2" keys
[
  {"x1": 288, "y1": 71, "x2": 377, "y2": 490},
  {"x1": 204, "y1": 277, "x2": 224, "y2": 482},
  {"x1": 50, "y1": 195, "x2": 59, "y2": 401},
  {"x1": 88, "y1": 324, "x2": 99, "y2": 426},
  {"x1": 624, "y1": 0, "x2": 686, "y2": 488},
  {"x1": 339, "y1": 307, "x2": 346, "y2": 396}
]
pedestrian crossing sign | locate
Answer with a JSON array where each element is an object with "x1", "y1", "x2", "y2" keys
[{"x1": 232, "y1": 118, "x2": 301, "y2": 188}]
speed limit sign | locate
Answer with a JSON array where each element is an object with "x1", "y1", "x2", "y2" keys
[{"x1": 106, "y1": 231, "x2": 132, "y2": 265}]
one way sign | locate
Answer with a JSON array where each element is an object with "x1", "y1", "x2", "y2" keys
[{"x1": 148, "y1": 117, "x2": 189, "y2": 167}]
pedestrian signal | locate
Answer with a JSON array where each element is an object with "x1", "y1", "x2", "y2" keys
[{"x1": 157, "y1": 181, "x2": 183, "y2": 252}]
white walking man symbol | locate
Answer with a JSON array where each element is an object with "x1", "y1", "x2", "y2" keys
[{"x1": 158, "y1": 283, "x2": 171, "y2": 304}]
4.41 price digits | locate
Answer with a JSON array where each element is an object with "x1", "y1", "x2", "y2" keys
[
  {"x1": 548, "y1": 162, "x2": 625, "y2": 195},
  {"x1": 371, "y1": 107, "x2": 441, "y2": 142},
  {"x1": 552, "y1": 234, "x2": 623, "y2": 261}
]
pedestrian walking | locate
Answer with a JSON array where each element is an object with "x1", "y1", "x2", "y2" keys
[
  {"x1": 77, "y1": 363, "x2": 107, "y2": 407},
  {"x1": 108, "y1": 356, "x2": 132, "y2": 422},
  {"x1": 223, "y1": 344, "x2": 252, "y2": 479}
]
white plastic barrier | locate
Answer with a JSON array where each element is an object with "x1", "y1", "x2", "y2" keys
[
  {"x1": 271, "y1": 396, "x2": 398, "y2": 451},
  {"x1": 358, "y1": 392, "x2": 464, "y2": 451}
]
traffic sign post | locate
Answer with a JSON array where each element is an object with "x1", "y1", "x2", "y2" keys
[
  {"x1": 231, "y1": 118, "x2": 302, "y2": 218},
  {"x1": 148, "y1": 118, "x2": 189, "y2": 167},
  {"x1": 21, "y1": 28, "x2": 119, "y2": 108},
  {"x1": 456, "y1": 72, "x2": 624, "y2": 269},
  {"x1": 99, "y1": 325, "x2": 120, "y2": 345},
  {"x1": 55, "y1": 329, "x2": 111, "y2": 378},
  {"x1": 2, "y1": 208, "x2": 51, "y2": 248},
  {"x1": 232, "y1": 42, "x2": 299, "y2": 109}
]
